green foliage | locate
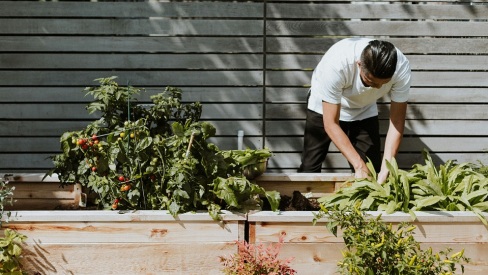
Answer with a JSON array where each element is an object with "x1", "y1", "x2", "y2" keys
[
  {"x1": 0, "y1": 176, "x2": 26, "y2": 274},
  {"x1": 314, "y1": 204, "x2": 470, "y2": 275},
  {"x1": 0, "y1": 175, "x2": 14, "y2": 226},
  {"x1": 219, "y1": 234, "x2": 296, "y2": 275},
  {"x1": 319, "y1": 149, "x2": 488, "y2": 224},
  {"x1": 0, "y1": 229, "x2": 27, "y2": 275},
  {"x1": 46, "y1": 76, "x2": 279, "y2": 219}
]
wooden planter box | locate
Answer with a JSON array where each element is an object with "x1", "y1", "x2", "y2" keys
[
  {"x1": 3, "y1": 210, "x2": 245, "y2": 274},
  {"x1": 255, "y1": 172, "x2": 353, "y2": 199},
  {"x1": 248, "y1": 211, "x2": 488, "y2": 275}
]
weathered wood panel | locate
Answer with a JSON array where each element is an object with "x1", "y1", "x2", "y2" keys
[
  {"x1": 2, "y1": 210, "x2": 245, "y2": 275},
  {"x1": 1, "y1": 0, "x2": 487, "y2": 173},
  {"x1": 248, "y1": 211, "x2": 488, "y2": 275}
]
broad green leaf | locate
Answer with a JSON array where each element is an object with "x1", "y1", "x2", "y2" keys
[{"x1": 414, "y1": 196, "x2": 443, "y2": 209}]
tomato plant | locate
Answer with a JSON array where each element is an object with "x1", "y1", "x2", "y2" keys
[{"x1": 45, "y1": 76, "x2": 279, "y2": 219}]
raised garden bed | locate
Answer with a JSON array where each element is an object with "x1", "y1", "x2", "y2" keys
[
  {"x1": 3, "y1": 210, "x2": 245, "y2": 274},
  {"x1": 248, "y1": 211, "x2": 488, "y2": 275},
  {"x1": 4, "y1": 172, "x2": 488, "y2": 274}
]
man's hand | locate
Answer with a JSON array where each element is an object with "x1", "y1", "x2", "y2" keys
[
  {"x1": 377, "y1": 170, "x2": 389, "y2": 184},
  {"x1": 354, "y1": 167, "x2": 370, "y2": 179}
]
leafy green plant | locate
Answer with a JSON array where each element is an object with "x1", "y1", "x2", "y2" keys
[
  {"x1": 314, "y1": 203, "x2": 470, "y2": 275},
  {"x1": 45, "y1": 76, "x2": 280, "y2": 219},
  {"x1": 0, "y1": 175, "x2": 14, "y2": 226},
  {"x1": 219, "y1": 234, "x2": 296, "y2": 275},
  {"x1": 0, "y1": 176, "x2": 27, "y2": 274},
  {"x1": 0, "y1": 229, "x2": 27, "y2": 275},
  {"x1": 319, "y1": 150, "x2": 488, "y2": 224}
]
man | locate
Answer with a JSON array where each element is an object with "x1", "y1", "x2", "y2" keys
[{"x1": 298, "y1": 38, "x2": 411, "y2": 183}]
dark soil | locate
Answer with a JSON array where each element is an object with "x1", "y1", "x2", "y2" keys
[{"x1": 264, "y1": 190, "x2": 321, "y2": 211}]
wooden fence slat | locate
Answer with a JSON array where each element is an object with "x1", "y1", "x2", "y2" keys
[
  {"x1": 265, "y1": 120, "x2": 488, "y2": 136},
  {"x1": 0, "y1": 54, "x2": 263, "y2": 69},
  {"x1": 0, "y1": 19, "x2": 263, "y2": 36},
  {"x1": 264, "y1": 137, "x2": 488, "y2": 153},
  {"x1": 266, "y1": 37, "x2": 488, "y2": 54},
  {"x1": 0, "y1": 71, "x2": 263, "y2": 86},
  {"x1": 0, "y1": 120, "x2": 263, "y2": 137},
  {"x1": 265, "y1": 87, "x2": 488, "y2": 104},
  {"x1": 266, "y1": 21, "x2": 488, "y2": 37},
  {"x1": 1, "y1": 36, "x2": 264, "y2": 53},
  {"x1": 265, "y1": 103, "x2": 488, "y2": 120},
  {"x1": 265, "y1": 71, "x2": 488, "y2": 87},
  {"x1": 266, "y1": 54, "x2": 488, "y2": 71},
  {"x1": 0, "y1": 2, "x2": 263, "y2": 18},
  {"x1": 267, "y1": 3, "x2": 488, "y2": 20},
  {"x1": 0, "y1": 103, "x2": 263, "y2": 120},
  {"x1": 0, "y1": 87, "x2": 264, "y2": 103}
]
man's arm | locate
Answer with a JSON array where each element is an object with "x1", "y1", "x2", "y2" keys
[
  {"x1": 377, "y1": 101, "x2": 407, "y2": 183},
  {"x1": 322, "y1": 101, "x2": 370, "y2": 179}
]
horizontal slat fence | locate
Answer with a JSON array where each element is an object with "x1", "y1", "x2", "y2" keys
[{"x1": 1, "y1": 0, "x2": 487, "y2": 173}]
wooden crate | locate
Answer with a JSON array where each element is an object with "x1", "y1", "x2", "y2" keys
[
  {"x1": 248, "y1": 211, "x2": 488, "y2": 275},
  {"x1": 3, "y1": 210, "x2": 245, "y2": 274},
  {"x1": 254, "y1": 172, "x2": 353, "y2": 199}
]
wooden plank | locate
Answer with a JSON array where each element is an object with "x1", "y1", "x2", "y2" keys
[
  {"x1": 255, "y1": 172, "x2": 353, "y2": 198},
  {"x1": 17, "y1": 243, "x2": 236, "y2": 275},
  {"x1": 6, "y1": 222, "x2": 241, "y2": 244},
  {"x1": 265, "y1": 87, "x2": 488, "y2": 104},
  {"x1": 266, "y1": 21, "x2": 488, "y2": 37},
  {"x1": 7, "y1": 182, "x2": 72, "y2": 199},
  {"x1": 1, "y1": 36, "x2": 263, "y2": 53},
  {"x1": 265, "y1": 103, "x2": 488, "y2": 120},
  {"x1": 272, "y1": 243, "x2": 488, "y2": 275},
  {"x1": 266, "y1": 37, "x2": 488, "y2": 54},
  {"x1": 0, "y1": 103, "x2": 263, "y2": 120},
  {"x1": 265, "y1": 137, "x2": 488, "y2": 153},
  {"x1": 0, "y1": 53, "x2": 263, "y2": 69},
  {"x1": 266, "y1": 54, "x2": 488, "y2": 71},
  {"x1": 0, "y1": 2, "x2": 263, "y2": 18},
  {"x1": 0, "y1": 120, "x2": 263, "y2": 136},
  {"x1": 0, "y1": 18, "x2": 263, "y2": 35},
  {"x1": 0, "y1": 71, "x2": 263, "y2": 86},
  {"x1": 248, "y1": 210, "x2": 488, "y2": 274},
  {"x1": 266, "y1": 120, "x2": 488, "y2": 136},
  {"x1": 0, "y1": 87, "x2": 263, "y2": 103},
  {"x1": 265, "y1": 71, "x2": 488, "y2": 87},
  {"x1": 267, "y1": 152, "x2": 488, "y2": 170},
  {"x1": 1, "y1": 210, "x2": 244, "y2": 274},
  {"x1": 267, "y1": 3, "x2": 488, "y2": 20}
]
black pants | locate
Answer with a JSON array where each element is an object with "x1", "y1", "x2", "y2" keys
[{"x1": 298, "y1": 109, "x2": 381, "y2": 173}]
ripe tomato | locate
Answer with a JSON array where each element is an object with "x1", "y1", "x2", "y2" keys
[
  {"x1": 91, "y1": 166, "x2": 97, "y2": 172},
  {"x1": 118, "y1": 175, "x2": 125, "y2": 182},
  {"x1": 91, "y1": 134, "x2": 98, "y2": 141},
  {"x1": 77, "y1": 138, "x2": 86, "y2": 146},
  {"x1": 120, "y1": 184, "x2": 131, "y2": 192}
]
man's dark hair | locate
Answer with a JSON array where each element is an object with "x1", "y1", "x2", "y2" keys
[{"x1": 360, "y1": 40, "x2": 398, "y2": 79}]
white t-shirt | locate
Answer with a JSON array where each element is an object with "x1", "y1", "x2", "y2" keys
[{"x1": 307, "y1": 38, "x2": 411, "y2": 121}]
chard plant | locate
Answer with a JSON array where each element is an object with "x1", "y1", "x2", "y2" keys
[
  {"x1": 45, "y1": 76, "x2": 280, "y2": 219},
  {"x1": 314, "y1": 203, "x2": 470, "y2": 275},
  {"x1": 319, "y1": 150, "x2": 488, "y2": 224}
]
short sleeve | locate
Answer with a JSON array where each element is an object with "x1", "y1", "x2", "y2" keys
[{"x1": 390, "y1": 53, "x2": 411, "y2": 102}]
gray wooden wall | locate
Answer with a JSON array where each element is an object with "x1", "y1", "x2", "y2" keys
[{"x1": 1, "y1": 0, "x2": 488, "y2": 173}]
